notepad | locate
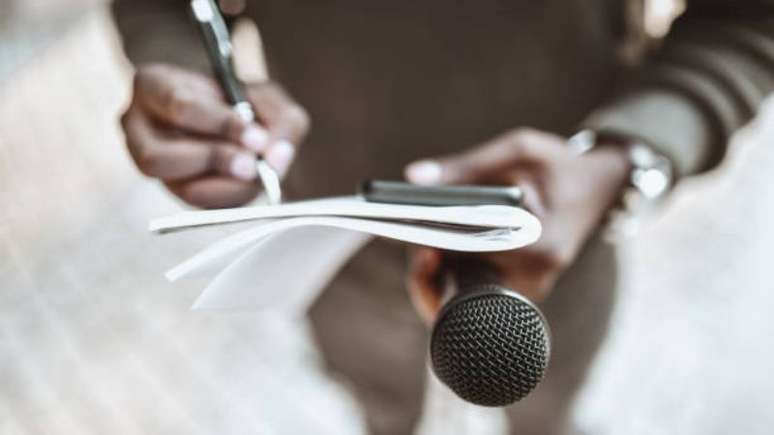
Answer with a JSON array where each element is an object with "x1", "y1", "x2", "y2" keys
[{"x1": 150, "y1": 196, "x2": 541, "y2": 310}]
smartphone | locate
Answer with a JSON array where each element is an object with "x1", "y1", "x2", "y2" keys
[{"x1": 359, "y1": 180, "x2": 523, "y2": 207}]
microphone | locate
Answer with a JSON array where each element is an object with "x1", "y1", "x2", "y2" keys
[{"x1": 430, "y1": 257, "x2": 552, "y2": 407}]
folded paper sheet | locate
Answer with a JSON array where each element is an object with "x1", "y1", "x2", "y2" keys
[{"x1": 150, "y1": 196, "x2": 541, "y2": 311}]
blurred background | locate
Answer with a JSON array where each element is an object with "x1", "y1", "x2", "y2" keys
[{"x1": 1, "y1": 1, "x2": 773, "y2": 434}]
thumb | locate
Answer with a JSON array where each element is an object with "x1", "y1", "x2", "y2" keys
[
  {"x1": 405, "y1": 129, "x2": 557, "y2": 186},
  {"x1": 404, "y1": 153, "x2": 490, "y2": 186},
  {"x1": 404, "y1": 159, "x2": 445, "y2": 185},
  {"x1": 406, "y1": 247, "x2": 444, "y2": 325},
  {"x1": 403, "y1": 141, "x2": 516, "y2": 186}
]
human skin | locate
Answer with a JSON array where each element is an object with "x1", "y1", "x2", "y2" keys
[
  {"x1": 404, "y1": 128, "x2": 630, "y2": 323},
  {"x1": 121, "y1": 64, "x2": 309, "y2": 208},
  {"x1": 121, "y1": 63, "x2": 630, "y2": 316}
]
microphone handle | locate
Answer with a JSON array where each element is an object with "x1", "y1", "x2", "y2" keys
[
  {"x1": 431, "y1": 255, "x2": 552, "y2": 406},
  {"x1": 441, "y1": 256, "x2": 503, "y2": 304}
]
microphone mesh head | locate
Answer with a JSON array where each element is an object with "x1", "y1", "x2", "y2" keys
[{"x1": 430, "y1": 289, "x2": 550, "y2": 407}]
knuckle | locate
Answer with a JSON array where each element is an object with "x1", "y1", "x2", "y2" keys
[
  {"x1": 246, "y1": 80, "x2": 277, "y2": 99},
  {"x1": 140, "y1": 63, "x2": 168, "y2": 76},
  {"x1": 206, "y1": 144, "x2": 228, "y2": 172},
  {"x1": 506, "y1": 128, "x2": 548, "y2": 162},
  {"x1": 163, "y1": 88, "x2": 195, "y2": 124},
  {"x1": 119, "y1": 110, "x2": 130, "y2": 130},
  {"x1": 134, "y1": 63, "x2": 165, "y2": 89},
  {"x1": 220, "y1": 112, "x2": 245, "y2": 139},
  {"x1": 135, "y1": 148, "x2": 163, "y2": 177},
  {"x1": 505, "y1": 127, "x2": 527, "y2": 141},
  {"x1": 176, "y1": 187, "x2": 200, "y2": 207},
  {"x1": 508, "y1": 126, "x2": 540, "y2": 139},
  {"x1": 169, "y1": 184, "x2": 204, "y2": 208},
  {"x1": 131, "y1": 74, "x2": 145, "y2": 99},
  {"x1": 246, "y1": 80, "x2": 311, "y2": 138},
  {"x1": 257, "y1": 79, "x2": 281, "y2": 93},
  {"x1": 131, "y1": 72, "x2": 143, "y2": 93},
  {"x1": 256, "y1": 79, "x2": 276, "y2": 89},
  {"x1": 507, "y1": 128, "x2": 535, "y2": 148},
  {"x1": 285, "y1": 104, "x2": 311, "y2": 132},
  {"x1": 133, "y1": 67, "x2": 151, "y2": 87}
]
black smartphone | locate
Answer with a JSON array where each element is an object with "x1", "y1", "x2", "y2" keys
[{"x1": 359, "y1": 180, "x2": 523, "y2": 207}]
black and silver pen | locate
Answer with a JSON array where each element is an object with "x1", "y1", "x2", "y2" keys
[{"x1": 189, "y1": 0, "x2": 282, "y2": 204}]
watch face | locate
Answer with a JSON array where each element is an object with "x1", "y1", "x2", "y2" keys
[
  {"x1": 630, "y1": 144, "x2": 657, "y2": 167},
  {"x1": 628, "y1": 143, "x2": 673, "y2": 199},
  {"x1": 632, "y1": 167, "x2": 670, "y2": 199}
]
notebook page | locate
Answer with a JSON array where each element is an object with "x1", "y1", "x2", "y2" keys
[
  {"x1": 166, "y1": 215, "x2": 540, "y2": 282},
  {"x1": 149, "y1": 196, "x2": 533, "y2": 233}
]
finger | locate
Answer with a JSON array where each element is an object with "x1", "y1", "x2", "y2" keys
[
  {"x1": 405, "y1": 128, "x2": 561, "y2": 186},
  {"x1": 480, "y1": 249, "x2": 561, "y2": 303},
  {"x1": 246, "y1": 81, "x2": 310, "y2": 145},
  {"x1": 261, "y1": 139, "x2": 296, "y2": 177},
  {"x1": 492, "y1": 170, "x2": 547, "y2": 217},
  {"x1": 123, "y1": 106, "x2": 259, "y2": 182},
  {"x1": 406, "y1": 247, "x2": 444, "y2": 325},
  {"x1": 134, "y1": 65, "x2": 270, "y2": 152},
  {"x1": 246, "y1": 82, "x2": 310, "y2": 175},
  {"x1": 166, "y1": 176, "x2": 261, "y2": 209}
]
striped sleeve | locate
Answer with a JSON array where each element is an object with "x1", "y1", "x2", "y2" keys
[{"x1": 585, "y1": 0, "x2": 774, "y2": 176}]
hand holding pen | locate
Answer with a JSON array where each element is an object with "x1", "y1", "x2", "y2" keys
[{"x1": 119, "y1": 4, "x2": 309, "y2": 208}]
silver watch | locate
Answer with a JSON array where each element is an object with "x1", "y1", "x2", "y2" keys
[{"x1": 568, "y1": 129, "x2": 675, "y2": 237}]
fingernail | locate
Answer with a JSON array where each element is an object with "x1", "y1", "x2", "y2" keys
[
  {"x1": 265, "y1": 140, "x2": 296, "y2": 176},
  {"x1": 230, "y1": 153, "x2": 258, "y2": 180},
  {"x1": 405, "y1": 160, "x2": 443, "y2": 185},
  {"x1": 241, "y1": 125, "x2": 269, "y2": 152}
]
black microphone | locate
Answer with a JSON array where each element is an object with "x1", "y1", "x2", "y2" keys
[
  {"x1": 356, "y1": 179, "x2": 549, "y2": 405},
  {"x1": 430, "y1": 257, "x2": 552, "y2": 407}
]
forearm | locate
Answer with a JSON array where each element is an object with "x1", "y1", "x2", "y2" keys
[
  {"x1": 584, "y1": 1, "x2": 774, "y2": 177},
  {"x1": 111, "y1": 0, "x2": 210, "y2": 73}
]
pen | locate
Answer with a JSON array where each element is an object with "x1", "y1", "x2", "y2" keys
[{"x1": 190, "y1": 0, "x2": 282, "y2": 205}]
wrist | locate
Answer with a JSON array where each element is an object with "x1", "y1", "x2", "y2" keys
[
  {"x1": 590, "y1": 141, "x2": 633, "y2": 186},
  {"x1": 582, "y1": 142, "x2": 633, "y2": 225},
  {"x1": 569, "y1": 129, "x2": 676, "y2": 238}
]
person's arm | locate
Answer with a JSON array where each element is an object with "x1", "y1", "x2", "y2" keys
[
  {"x1": 585, "y1": 0, "x2": 774, "y2": 177},
  {"x1": 405, "y1": 2, "x2": 774, "y2": 311},
  {"x1": 111, "y1": 0, "x2": 210, "y2": 72}
]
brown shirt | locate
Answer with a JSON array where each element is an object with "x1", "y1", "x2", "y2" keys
[
  {"x1": 113, "y1": 0, "x2": 774, "y2": 185},
  {"x1": 254, "y1": 1, "x2": 622, "y2": 198}
]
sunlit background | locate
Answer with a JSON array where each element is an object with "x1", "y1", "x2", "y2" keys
[{"x1": 1, "y1": 1, "x2": 773, "y2": 434}]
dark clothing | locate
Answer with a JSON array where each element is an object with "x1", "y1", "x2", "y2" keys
[
  {"x1": 113, "y1": 1, "x2": 774, "y2": 180},
  {"x1": 112, "y1": 1, "x2": 774, "y2": 434}
]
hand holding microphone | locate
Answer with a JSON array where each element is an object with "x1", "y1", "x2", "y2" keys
[{"x1": 405, "y1": 127, "x2": 631, "y2": 405}]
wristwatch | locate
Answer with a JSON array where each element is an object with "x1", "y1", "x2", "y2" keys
[{"x1": 568, "y1": 129, "x2": 675, "y2": 237}]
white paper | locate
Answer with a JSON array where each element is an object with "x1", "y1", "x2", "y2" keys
[
  {"x1": 166, "y1": 215, "x2": 539, "y2": 283},
  {"x1": 149, "y1": 196, "x2": 534, "y2": 233},
  {"x1": 152, "y1": 196, "x2": 541, "y2": 311},
  {"x1": 192, "y1": 226, "x2": 371, "y2": 311}
]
